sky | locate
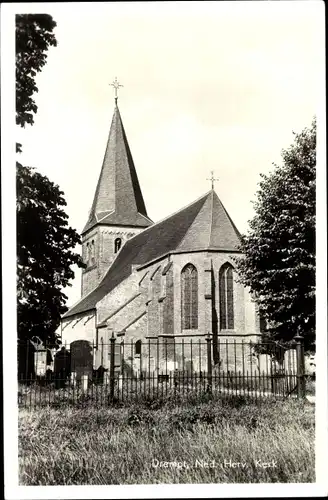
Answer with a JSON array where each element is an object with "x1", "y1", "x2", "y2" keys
[{"x1": 11, "y1": 1, "x2": 324, "y2": 307}]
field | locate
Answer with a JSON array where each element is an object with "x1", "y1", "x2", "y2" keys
[{"x1": 18, "y1": 395, "x2": 315, "y2": 485}]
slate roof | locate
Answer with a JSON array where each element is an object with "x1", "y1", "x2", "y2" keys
[
  {"x1": 63, "y1": 190, "x2": 242, "y2": 319},
  {"x1": 82, "y1": 103, "x2": 153, "y2": 234}
]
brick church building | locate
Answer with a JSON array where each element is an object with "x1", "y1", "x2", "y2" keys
[{"x1": 61, "y1": 97, "x2": 263, "y2": 372}]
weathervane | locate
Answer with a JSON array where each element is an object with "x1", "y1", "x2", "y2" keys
[
  {"x1": 110, "y1": 77, "x2": 123, "y2": 104},
  {"x1": 207, "y1": 170, "x2": 219, "y2": 190}
]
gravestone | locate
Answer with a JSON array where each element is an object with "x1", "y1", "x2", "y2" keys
[
  {"x1": 54, "y1": 346, "x2": 71, "y2": 388},
  {"x1": 70, "y1": 340, "x2": 93, "y2": 383},
  {"x1": 34, "y1": 349, "x2": 47, "y2": 376}
]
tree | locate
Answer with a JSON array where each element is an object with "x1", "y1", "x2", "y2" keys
[
  {"x1": 16, "y1": 14, "x2": 57, "y2": 128},
  {"x1": 235, "y1": 119, "x2": 316, "y2": 352},
  {"x1": 17, "y1": 164, "x2": 84, "y2": 346},
  {"x1": 16, "y1": 15, "x2": 85, "y2": 350}
]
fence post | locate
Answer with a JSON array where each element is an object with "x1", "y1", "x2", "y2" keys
[
  {"x1": 109, "y1": 331, "x2": 116, "y2": 402},
  {"x1": 295, "y1": 334, "x2": 305, "y2": 399},
  {"x1": 206, "y1": 333, "x2": 212, "y2": 392},
  {"x1": 81, "y1": 374, "x2": 88, "y2": 392}
]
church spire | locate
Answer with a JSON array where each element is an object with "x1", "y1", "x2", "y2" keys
[{"x1": 82, "y1": 98, "x2": 153, "y2": 234}]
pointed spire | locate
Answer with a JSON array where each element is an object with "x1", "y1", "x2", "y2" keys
[{"x1": 82, "y1": 103, "x2": 153, "y2": 234}]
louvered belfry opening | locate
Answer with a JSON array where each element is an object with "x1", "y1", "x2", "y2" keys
[{"x1": 181, "y1": 263, "x2": 198, "y2": 330}]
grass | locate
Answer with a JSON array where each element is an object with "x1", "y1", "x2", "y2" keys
[{"x1": 18, "y1": 395, "x2": 315, "y2": 485}]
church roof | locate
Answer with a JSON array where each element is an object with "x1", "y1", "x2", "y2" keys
[
  {"x1": 63, "y1": 190, "x2": 242, "y2": 319},
  {"x1": 82, "y1": 103, "x2": 153, "y2": 234}
]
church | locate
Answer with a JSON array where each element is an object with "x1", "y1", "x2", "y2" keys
[{"x1": 61, "y1": 91, "x2": 263, "y2": 372}]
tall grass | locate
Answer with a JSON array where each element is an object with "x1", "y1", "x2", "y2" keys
[{"x1": 19, "y1": 396, "x2": 315, "y2": 485}]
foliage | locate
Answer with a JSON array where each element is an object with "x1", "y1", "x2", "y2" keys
[
  {"x1": 16, "y1": 14, "x2": 85, "y2": 347},
  {"x1": 18, "y1": 399, "x2": 315, "y2": 484},
  {"x1": 235, "y1": 119, "x2": 316, "y2": 352},
  {"x1": 16, "y1": 14, "x2": 57, "y2": 127},
  {"x1": 17, "y1": 164, "x2": 84, "y2": 345}
]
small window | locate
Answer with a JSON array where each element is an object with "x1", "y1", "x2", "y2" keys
[
  {"x1": 135, "y1": 340, "x2": 142, "y2": 356},
  {"x1": 90, "y1": 240, "x2": 95, "y2": 265},
  {"x1": 86, "y1": 242, "x2": 90, "y2": 266},
  {"x1": 114, "y1": 237, "x2": 122, "y2": 253}
]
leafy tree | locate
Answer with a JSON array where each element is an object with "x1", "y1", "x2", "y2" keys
[
  {"x1": 17, "y1": 164, "x2": 84, "y2": 346},
  {"x1": 16, "y1": 15, "x2": 85, "y2": 352},
  {"x1": 16, "y1": 14, "x2": 57, "y2": 128},
  {"x1": 235, "y1": 119, "x2": 316, "y2": 353}
]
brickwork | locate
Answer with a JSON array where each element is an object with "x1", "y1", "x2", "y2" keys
[
  {"x1": 63, "y1": 249, "x2": 261, "y2": 371},
  {"x1": 99, "y1": 294, "x2": 145, "y2": 333},
  {"x1": 147, "y1": 264, "x2": 162, "y2": 337},
  {"x1": 171, "y1": 251, "x2": 255, "y2": 337},
  {"x1": 81, "y1": 225, "x2": 144, "y2": 297},
  {"x1": 163, "y1": 265, "x2": 174, "y2": 334},
  {"x1": 96, "y1": 271, "x2": 139, "y2": 324}
]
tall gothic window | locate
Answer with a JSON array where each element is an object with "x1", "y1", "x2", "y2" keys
[
  {"x1": 219, "y1": 263, "x2": 235, "y2": 330},
  {"x1": 114, "y1": 237, "x2": 122, "y2": 253},
  {"x1": 181, "y1": 264, "x2": 198, "y2": 330}
]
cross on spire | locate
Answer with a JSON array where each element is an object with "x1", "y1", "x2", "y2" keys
[
  {"x1": 207, "y1": 171, "x2": 219, "y2": 190},
  {"x1": 110, "y1": 77, "x2": 123, "y2": 104}
]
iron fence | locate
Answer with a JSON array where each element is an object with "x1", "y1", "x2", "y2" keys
[{"x1": 18, "y1": 335, "x2": 312, "y2": 409}]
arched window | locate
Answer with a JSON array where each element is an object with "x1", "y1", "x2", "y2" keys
[
  {"x1": 135, "y1": 339, "x2": 142, "y2": 356},
  {"x1": 114, "y1": 237, "x2": 122, "y2": 253},
  {"x1": 90, "y1": 240, "x2": 95, "y2": 265},
  {"x1": 181, "y1": 264, "x2": 198, "y2": 330},
  {"x1": 86, "y1": 242, "x2": 91, "y2": 267},
  {"x1": 219, "y1": 263, "x2": 235, "y2": 330}
]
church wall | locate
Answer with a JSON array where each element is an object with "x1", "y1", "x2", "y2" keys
[
  {"x1": 66, "y1": 250, "x2": 259, "y2": 373},
  {"x1": 99, "y1": 293, "x2": 145, "y2": 333},
  {"x1": 172, "y1": 253, "x2": 207, "y2": 336},
  {"x1": 61, "y1": 311, "x2": 96, "y2": 346},
  {"x1": 81, "y1": 227, "x2": 99, "y2": 297},
  {"x1": 244, "y1": 286, "x2": 261, "y2": 334},
  {"x1": 96, "y1": 271, "x2": 140, "y2": 326},
  {"x1": 171, "y1": 251, "x2": 259, "y2": 338},
  {"x1": 145, "y1": 262, "x2": 163, "y2": 338},
  {"x1": 81, "y1": 225, "x2": 144, "y2": 297},
  {"x1": 118, "y1": 315, "x2": 151, "y2": 374},
  {"x1": 163, "y1": 264, "x2": 174, "y2": 334},
  {"x1": 210, "y1": 252, "x2": 246, "y2": 334},
  {"x1": 98, "y1": 226, "x2": 143, "y2": 275}
]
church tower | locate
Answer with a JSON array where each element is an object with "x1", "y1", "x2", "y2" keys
[{"x1": 81, "y1": 86, "x2": 153, "y2": 297}]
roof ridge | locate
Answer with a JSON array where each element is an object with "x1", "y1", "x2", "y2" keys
[
  {"x1": 175, "y1": 192, "x2": 212, "y2": 251},
  {"x1": 119, "y1": 190, "x2": 212, "y2": 244},
  {"x1": 214, "y1": 191, "x2": 241, "y2": 239},
  {"x1": 136, "y1": 212, "x2": 154, "y2": 224},
  {"x1": 62, "y1": 284, "x2": 97, "y2": 317}
]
